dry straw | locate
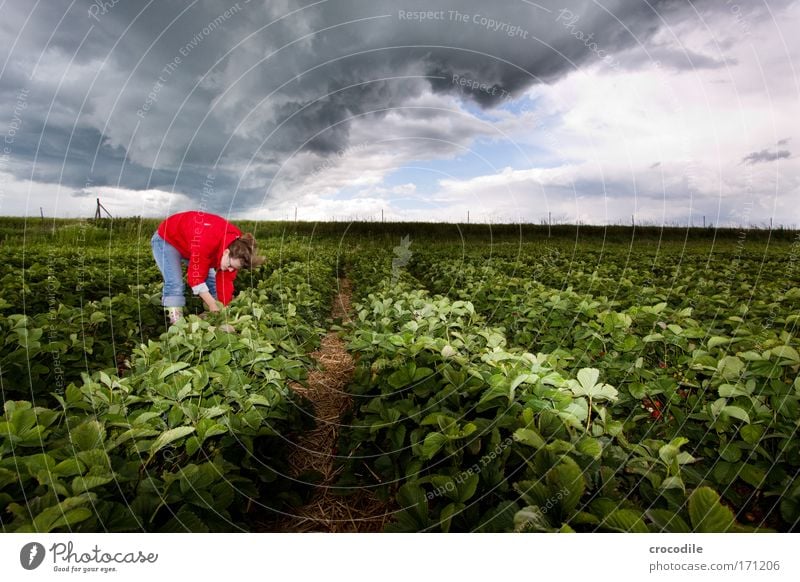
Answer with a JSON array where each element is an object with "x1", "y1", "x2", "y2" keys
[{"x1": 257, "y1": 279, "x2": 394, "y2": 532}]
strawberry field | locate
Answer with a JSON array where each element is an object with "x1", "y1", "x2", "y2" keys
[{"x1": 1, "y1": 220, "x2": 799, "y2": 532}]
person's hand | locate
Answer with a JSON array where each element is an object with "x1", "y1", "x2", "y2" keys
[{"x1": 198, "y1": 291, "x2": 222, "y2": 312}]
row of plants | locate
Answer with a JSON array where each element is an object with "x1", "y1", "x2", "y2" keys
[
  {"x1": 413, "y1": 252, "x2": 800, "y2": 386},
  {"x1": 1, "y1": 285, "x2": 166, "y2": 405},
  {"x1": 1, "y1": 237, "x2": 340, "y2": 404},
  {"x1": 0, "y1": 249, "x2": 340, "y2": 532},
  {"x1": 336, "y1": 280, "x2": 748, "y2": 531},
  {"x1": 409, "y1": 244, "x2": 800, "y2": 528},
  {"x1": 1, "y1": 242, "x2": 162, "y2": 313},
  {"x1": 413, "y1": 240, "x2": 796, "y2": 316},
  {"x1": 3, "y1": 235, "x2": 332, "y2": 312},
  {"x1": 332, "y1": 240, "x2": 798, "y2": 531}
]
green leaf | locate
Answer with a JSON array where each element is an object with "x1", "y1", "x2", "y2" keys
[
  {"x1": 708, "y1": 336, "x2": 730, "y2": 349},
  {"x1": 688, "y1": 487, "x2": 734, "y2": 532},
  {"x1": 185, "y1": 436, "x2": 201, "y2": 457},
  {"x1": 592, "y1": 384, "x2": 619, "y2": 401},
  {"x1": 514, "y1": 506, "x2": 555, "y2": 532},
  {"x1": 23, "y1": 496, "x2": 93, "y2": 533},
  {"x1": 477, "y1": 383, "x2": 511, "y2": 408},
  {"x1": 603, "y1": 420, "x2": 623, "y2": 437},
  {"x1": 167, "y1": 406, "x2": 184, "y2": 427},
  {"x1": 72, "y1": 475, "x2": 113, "y2": 494},
  {"x1": 70, "y1": 420, "x2": 105, "y2": 451},
  {"x1": 570, "y1": 368, "x2": 617, "y2": 401},
  {"x1": 712, "y1": 461, "x2": 738, "y2": 484},
  {"x1": 719, "y1": 443, "x2": 742, "y2": 463},
  {"x1": 658, "y1": 437, "x2": 689, "y2": 464},
  {"x1": 53, "y1": 459, "x2": 84, "y2": 477},
  {"x1": 513, "y1": 428, "x2": 545, "y2": 449},
  {"x1": 717, "y1": 356, "x2": 745, "y2": 381},
  {"x1": 514, "y1": 480, "x2": 551, "y2": 508},
  {"x1": 132, "y1": 412, "x2": 162, "y2": 426},
  {"x1": 628, "y1": 383, "x2": 646, "y2": 399},
  {"x1": 420, "y1": 432, "x2": 447, "y2": 460},
  {"x1": 576, "y1": 437, "x2": 603, "y2": 460},
  {"x1": 438, "y1": 502, "x2": 463, "y2": 533},
  {"x1": 105, "y1": 428, "x2": 160, "y2": 451},
  {"x1": 577, "y1": 368, "x2": 600, "y2": 391},
  {"x1": 387, "y1": 369, "x2": 410, "y2": 389},
  {"x1": 709, "y1": 398, "x2": 726, "y2": 418},
  {"x1": 197, "y1": 418, "x2": 227, "y2": 441},
  {"x1": 547, "y1": 459, "x2": 585, "y2": 515},
  {"x1": 159, "y1": 362, "x2": 190, "y2": 380},
  {"x1": 718, "y1": 383, "x2": 751, "y2": 398},
  {"x1": 97, "y1": 371, "x2": 113, "y2": 387},
  {"x1": 208, "y1": 349, "x2": 231, "y2": 369},
  {"x1": 661, "y1": 476, "x2": 685, "y2": 492},
  {"x1": 191, "y1": 366, "x2": 210, "y2": 391},
  {"x1": 721, "y1": 406, "x2": 750, "y2": 424},
  {"x1": 149, "y1": 426, "x2": 196, "y2": 456},
  {"x1": 770, "y1": 345, "x2": 800, "y2": 364},
  {"x1": 47, "y1": 508, "x2": 94, "y2": 532},
  {"x1": 457, "y1": 473, "x2": 480, "y2": 503},
  {"x1": 413, "y1": 367, "x2": 433, "y2": 382},
  {"x1": 667, "y1": 324, "x2": 683, "y2": 335},
  {"x1": 603, "y1": 509, "x2": 648, "y2": 533},
  {"x1": 510, "y1": 373, "x2": 536, "y2": 392},
  {"x1": 740, "y1": 424, "x2": 764, "y2": 445},
  {"x1": 738, "y1": 464, "x2": 766, "y2": 488},
  {"x1": 76, "y1": 449, "x2": 111, "y2": 469},
  {"x1": 161, "y1": 507, "x2": 209, "y2": 533},
  {"x1": 24, "y1": 453, "x2": 56, "y2": 474},
  {"x1": 397, "y1": 483, "x2": 429, "y2": 528},
  {"x1": 647, "y1": 509, "x2": 691, "y2": 533}
]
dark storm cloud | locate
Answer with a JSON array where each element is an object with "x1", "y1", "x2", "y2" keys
[
  {"x1": 614, "y1": 43, "x2": 732, "y2": 71},
  {"x1": 0, "y1": 0, "x2": 745, "y2": 213},
  {"x1": 741, "y1": 149, "x2": 791, "y2": 165}
]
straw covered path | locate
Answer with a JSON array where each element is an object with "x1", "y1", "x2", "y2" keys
[{"x1": 258, "y1": 277, "x2": 392, "y2": 532}]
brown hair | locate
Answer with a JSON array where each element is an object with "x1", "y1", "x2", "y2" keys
[{"x1": 227, "y1": 233, "x2": 265, "y2": 269}]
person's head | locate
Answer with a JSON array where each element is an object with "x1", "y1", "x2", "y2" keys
[{"x1": 221, "y1": 233, "x2": 265, "y2": 272}]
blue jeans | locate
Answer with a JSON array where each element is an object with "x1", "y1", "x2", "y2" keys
[{"x1": 151, "y1": 232, "x2": 217, "y2": 307}]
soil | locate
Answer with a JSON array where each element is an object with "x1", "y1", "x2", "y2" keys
[{"x1": 254, "y1": 277, "x2": 393, "y2": 532}]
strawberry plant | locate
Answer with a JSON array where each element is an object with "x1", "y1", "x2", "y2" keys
[{"x1": 333, "y1": 238, "x2": 799, "y2": 531}]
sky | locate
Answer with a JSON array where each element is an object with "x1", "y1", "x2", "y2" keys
[{"x1": 0, "y1": 0, "x2": 797, "y2": 226}]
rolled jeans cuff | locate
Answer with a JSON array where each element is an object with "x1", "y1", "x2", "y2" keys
[
  {"x1": 192, "y1": 283, "x2": 209, "y2": 295},
  {"x1": 162, "y1": 295, "x2": 185, "y2": 307}
]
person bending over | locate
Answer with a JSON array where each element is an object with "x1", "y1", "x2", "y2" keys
[{"x1": 151, "y1": 211, "x2": 264, "y2": 324}]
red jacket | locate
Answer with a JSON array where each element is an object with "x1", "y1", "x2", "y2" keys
[{"x1": 157, "y1": 211, "x2": 241, "y2": 305}]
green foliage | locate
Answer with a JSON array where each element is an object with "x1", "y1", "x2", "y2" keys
[
  {"x1": 0, "y1": 243, "x2": 337, "y2": 532},
  {"x1": 3, "y1": 224, "x2": 798, "y2": 533},
  {"x1": 335, "y1": 237, "x2": 799, "y2": 532}
]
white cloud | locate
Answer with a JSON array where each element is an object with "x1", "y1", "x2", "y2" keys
[
  {"x1": 2, "y1": 0, "x2": 797, "y2": 224},
  {"x1": 0, "y1": 172, "x2": 191, "y2": 218},
  {"x1": 423, "y1": 2, "x2": 800, "y2": 226}
]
